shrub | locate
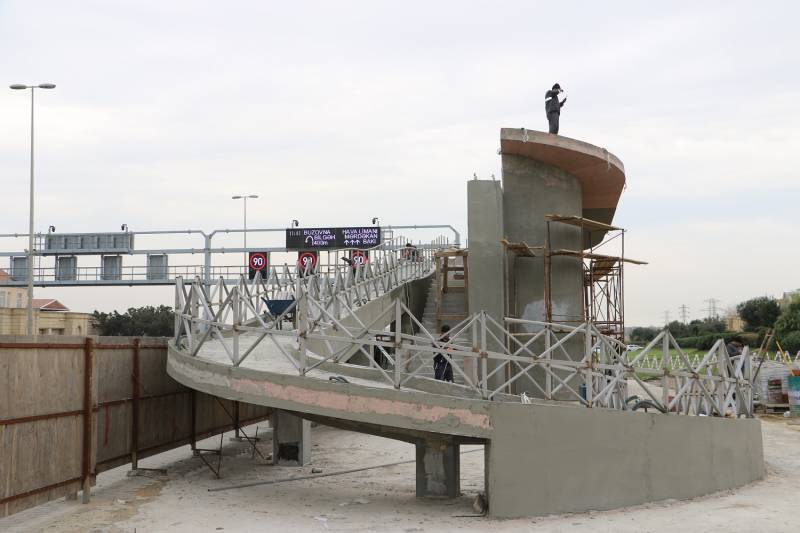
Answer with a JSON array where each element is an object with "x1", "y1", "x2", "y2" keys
[
  {"x1": 739, "y1": 332, "x2": 759, "y2": 347},
  {"x1": 778, "y1": 331, "x2": 800, "y2": 354},
  {"x1": 676, "y1": 332, "x2": 742, "y2": 351}
]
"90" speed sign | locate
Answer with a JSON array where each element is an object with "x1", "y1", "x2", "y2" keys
[
  {"x1": 297, "y1": 251, "x2": 318, "y2": 274},
  {"x1": 248, "y1": 252, "x2": 269, "y2": 280}
]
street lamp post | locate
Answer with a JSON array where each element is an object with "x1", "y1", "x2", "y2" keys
[
  {"x1": 10, "y1": 83, "x2": 56, "y2": 336},
  {"x1": 231, "y1": 194, "x2": 258, "y2": 270}
]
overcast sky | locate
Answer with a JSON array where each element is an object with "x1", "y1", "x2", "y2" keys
[{"x1": 1, "y1": 0, "x2": 798, "y2": 326}]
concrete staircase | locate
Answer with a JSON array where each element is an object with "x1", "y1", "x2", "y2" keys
[
  {"x1": 420, "y1": 278, "x2": 439, "y2": 335},
  {"x1": 409, "y1": 277, "x2": 469, "y2": 382}
]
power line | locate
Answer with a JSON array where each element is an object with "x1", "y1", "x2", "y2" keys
[
  {"x1": 679, "y1": 304, "x2": 690, "y2": 323},
  {"x1": 662, "y1": 310, "x2": 671, "y2": 325},
  {"x1": 702, "y1": 298, "x2": 720, "y2": 319}
]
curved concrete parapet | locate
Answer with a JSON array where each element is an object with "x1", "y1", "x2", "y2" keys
[
  {"x1": 486, "y1": 403, "x2": 764, "y2": 518},
  {"x1": 167, "y1": 346, "x2": 493, "y2": 440},
  {"x1": 500, "y1": 128, "x2": 625, "y2": 226},
  {"x1": 167, "y1": 343, "x2": 765, "y2": 518}
]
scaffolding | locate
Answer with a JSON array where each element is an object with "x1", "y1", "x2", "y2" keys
[
  {"x1": 432, "y1": 248, "x2": 469, "y2": 331},
  {"x1": 502, "y1": 215, "x2": 647, "y2": 344}
]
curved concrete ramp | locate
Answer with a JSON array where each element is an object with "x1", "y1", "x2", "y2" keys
[
  {"x1": 167, "y1": 342, "x2": 765, "y2": 518},
  {"x1": 167, "y1": 346, "x2": 492, "y2": 440}
]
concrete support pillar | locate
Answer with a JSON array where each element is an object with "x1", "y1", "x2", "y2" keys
[
  {"x1": 467, "y1": 180, "x2": 506, "y2": 392},
  {"x1": 272, "y1": 410, "x2": 311, "y2": 466},
  {"x1": 415, "y1": 437, "x2": 460, "y2": 498}
]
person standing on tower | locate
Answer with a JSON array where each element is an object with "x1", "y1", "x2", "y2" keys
[{"x1": 545, "y1": 83, "x2": 567, "y2": 134}]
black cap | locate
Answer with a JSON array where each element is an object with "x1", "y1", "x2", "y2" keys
[{"x1": 552, "y1": 83, "x2": 561, "y2": 90}]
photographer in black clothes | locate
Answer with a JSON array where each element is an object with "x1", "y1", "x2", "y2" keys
[{"x1": 545, "y1": 83, "x2": 567, "y2": 134}]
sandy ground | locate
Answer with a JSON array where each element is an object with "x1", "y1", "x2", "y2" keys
[{"x1": 2, "y1": 416, "x2": 798, "y2": 533}]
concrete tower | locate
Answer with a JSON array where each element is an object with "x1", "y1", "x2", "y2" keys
[{"x1": 468, "y1": 128, "x2": 626, "y2": 396}]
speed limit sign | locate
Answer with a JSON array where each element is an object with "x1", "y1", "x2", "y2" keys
[
  {"x1": 350, "y1": 250, "x2": 369, "y2": 266},
  {"x1": 297, "y1": 251, "x2": 318, "y2": 274},
  {"x1": 248, "y1": 252, "x2": 269, "y2": 280}
]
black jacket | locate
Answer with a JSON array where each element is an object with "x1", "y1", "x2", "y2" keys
[{"x1": 545, "y1": 90, "x2": 565, "y2": 114}]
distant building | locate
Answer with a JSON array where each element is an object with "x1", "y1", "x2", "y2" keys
[
  {"x1": 724, "y1": 314, "x2": 744, "y2": 332},
  {"x1": 0, "y1": 269, "x2": 92, "y2": 336},
  {"x1": 780, "y1": 289, "x2": 800, "y2": 308}
]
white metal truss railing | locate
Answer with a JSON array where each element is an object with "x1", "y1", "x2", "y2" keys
[
  {"x1": 173, "y1": 264, "x2": 755, "y2": 420},
  {"x1": 173, "y1": 242, "x2": 438, "y2": 367},
  {"x1": 637, "y1": 349, "x2": 800, "y2": 371}
]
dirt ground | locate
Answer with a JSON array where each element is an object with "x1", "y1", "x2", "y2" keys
[{"x1": 2, "y1": 416, "x2": 798, "y2": 533}]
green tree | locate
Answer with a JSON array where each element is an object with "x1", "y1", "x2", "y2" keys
[
  {"x1": 736, "y1": 296, "x2": 781, "y2": 331},
  {"x1": 630, "y1": 327, "x2": 659, "y2": 342},
  {"x1": 667, "y1": 320, "x2": 690, "y2": 338},
  {"x1": 779, "y1": 331, "x2": 800, "y2": 353},
  {"x1": 685, "y1": 317, "x2": 726, "y2": 336},
  {"x1": 775, "y1": 298, "x2": 800, "y2": 338},
  {"x1": 92, "y1": 305, "x2": 174, "y2": 337}
]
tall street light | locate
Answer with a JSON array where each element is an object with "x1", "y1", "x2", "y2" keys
[
  {"x1": 10, "y1": 83, "x2": 56, "y2": 336},
  {"x1": 231, "y1": 195, "x2": 258, "y2": 270}
]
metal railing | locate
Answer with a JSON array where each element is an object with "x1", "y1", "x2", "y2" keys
[
  {"x1": 172, "y1": 246, "x2": 755, "y2": 419},
  {"x1": 173, "y1": 237, "x2": 440, "y2": 364}
]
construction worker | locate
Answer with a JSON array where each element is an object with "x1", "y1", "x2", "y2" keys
[
  {"x1": 545, "y1": 83, "x2": 567, "y2": 134},
  {"x1": 433, "y1": 325, "x2": 454, "y2": 382}
]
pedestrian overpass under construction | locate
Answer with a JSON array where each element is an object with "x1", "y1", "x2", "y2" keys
[{"x1": 166, "y1": 130, "x2": 765, "y2": 518}]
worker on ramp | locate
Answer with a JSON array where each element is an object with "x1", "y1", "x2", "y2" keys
[
  {"x1": 433, "y1": 325, "x2": 454, "y2": 382},
  {"x1": 545, "y1": 83, "x2": 567, "y2": 134}
]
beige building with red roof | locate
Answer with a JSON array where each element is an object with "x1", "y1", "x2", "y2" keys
[{"x1": 0, "y1": 269, "x2": 92, "y2": 336}]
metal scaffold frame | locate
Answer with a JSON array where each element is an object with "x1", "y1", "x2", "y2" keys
[{"x1": 504, "y1": 215, "x2": 647, "y2": 344}]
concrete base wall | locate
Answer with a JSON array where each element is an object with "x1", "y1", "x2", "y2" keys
[
  {"x1": 169, "y1": 344, "x2": 765, "y2": 518},
  {"x1": 486, "y1": 402, "x2": 765, "y2": 518}
]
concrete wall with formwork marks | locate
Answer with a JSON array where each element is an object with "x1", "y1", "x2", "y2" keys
[
  {"x1": 501, "y1": 153, "x2": 584, "y2": 398},
  {"x1": 485, "y1": 402, "x2": 765, "y2": 517},
  {"x1": 502, "y1": 155, "x2": 584, "y2": 328}
]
